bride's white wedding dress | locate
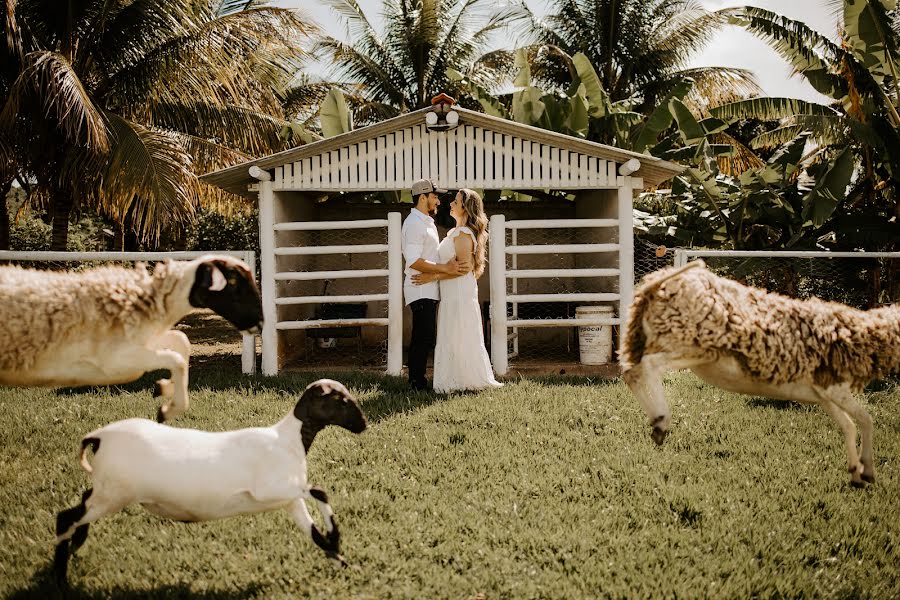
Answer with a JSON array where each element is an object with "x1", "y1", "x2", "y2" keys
[{"x1": 433, "y1": 226, "x2": 503, "y2": 393}]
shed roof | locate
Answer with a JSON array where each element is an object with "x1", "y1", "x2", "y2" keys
[{"x1": 201, "y1": 106, "x2": 684, "y2": 197}]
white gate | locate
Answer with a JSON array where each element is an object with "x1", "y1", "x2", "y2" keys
[
  {"x1": 488, "y1": 215, "x2": 630, "y2": 375},
  {"x1": 258, "y1": 205, "x2": 403, "y2": 376}
]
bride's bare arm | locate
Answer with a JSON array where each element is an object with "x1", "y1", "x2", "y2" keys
[{"x1": 453, "y1": 233, "x2": 475, "y2": 270}]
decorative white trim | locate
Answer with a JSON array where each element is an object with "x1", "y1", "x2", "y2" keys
[{"x1": 273, "y1": 123, "x2": 623, "y2": 192}]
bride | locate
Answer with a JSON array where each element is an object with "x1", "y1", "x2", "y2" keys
[{"x1": 412, "y1": 189, "x2": 503, "y2": 393}]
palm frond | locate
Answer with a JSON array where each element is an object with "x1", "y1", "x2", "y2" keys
[
  {"x1": 750, "y1": 124, "x2": 808, "y2": 150},
  {"x1": 143, "y1": 101, "x2": 290, "y2": 157},
  {"x1": 711, "y1": 131, "x2": 764, "y2": 174},
  {"x1": 711, "y1": 97, "x2": 839, "y2": 122},
  {"x1": 1, "y1": 50, "x2": 108, "y2": 152},
  {"x1": 99, "y1": 112, "x2": 196, "y2": 242},
  {"x1": 721, "y1": 6, "x2": 848, "y2": 100},
  {"x1": 104, "y1": 8, "x2": 310, "y2": 114},
  {"x1": 316, "y1": 37, "x2": 407, "y2": 108}
]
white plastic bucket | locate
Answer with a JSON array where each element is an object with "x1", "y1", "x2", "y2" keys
[{"x1": 576, "y1": 305, "x2": 614, "y2": 365}]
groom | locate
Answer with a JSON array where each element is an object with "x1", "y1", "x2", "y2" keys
[{"x1": 402, "y1": 179, "x2": 470, "y2": 391}]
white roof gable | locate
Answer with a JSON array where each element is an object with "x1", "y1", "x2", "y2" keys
[{"x1": 201, "y1": 107, "x2": 683, "y2": 196}]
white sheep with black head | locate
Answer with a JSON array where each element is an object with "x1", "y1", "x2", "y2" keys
[
  {"x1": 53, "y1": 379, "x2": 367, "y2": 584},
  {"x1": 0, "y1": 254, "x2": 263, "y2": 421}
]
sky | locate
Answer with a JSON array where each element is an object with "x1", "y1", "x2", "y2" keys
[{"x1": 294, "y1": 0, "x2": 840, "y2": 104}]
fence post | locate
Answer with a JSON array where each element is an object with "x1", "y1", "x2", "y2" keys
[
  {"x1": 490, "y1": 214, "x2": 508, "y2": 376},
  {"x1": 255, "y1": 173, "x2": 279, "y2": 376},
  {"x1": 673, "y1": 249, "x2": 687, "y2": 269},
  {"x1": 386, "y1": 212, "x2": 403, "y2": 376},
  {"x1": 618, "y1": 181, "x2": 634, "y2": 343},
  {"x1": 241, "y1": 250, "x2": 257, "y2": 375}
]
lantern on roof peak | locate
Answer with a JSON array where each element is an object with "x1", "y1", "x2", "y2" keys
[{"x1": 425, "y1": 93, "x2": 459, "y2": 131}]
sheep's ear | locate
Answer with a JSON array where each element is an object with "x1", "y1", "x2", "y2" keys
[{"x1": 208, "y1": 264, "x2": 227, "y2": 291}]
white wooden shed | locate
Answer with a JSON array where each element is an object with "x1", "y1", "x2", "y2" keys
[{"x1": 201, "y1": 104, "x2": 683, "y2": 376}]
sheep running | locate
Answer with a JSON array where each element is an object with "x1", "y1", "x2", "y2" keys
[
  {"x1": 0, "y1": 255, "x2": 263, "y2": 422},
  {"x1": 53, "y1": 378, "x2": 367, "y2": 584},
  {"x1": 621, "y1": 260, "x2": 900, "y2": 487}
]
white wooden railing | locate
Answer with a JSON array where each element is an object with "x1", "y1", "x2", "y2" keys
[
  {"x1": 673, "y1": 248, "x2": 900, "y2": 266},
  {"x1": 260, "y1": 213, "x2": 403, "y2": 376},
  {"x1": 0, "y1": 250, "x2": 258, "y2": 374},
  {"x1": 489, "y1": 215, "x2": 626, "y2": 375}
]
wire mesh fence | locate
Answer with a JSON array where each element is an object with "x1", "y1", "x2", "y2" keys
[
  {"x1": 630, "y1": 243, "x2": 900, "y2": 309},
  {"x1": 675, "y1": 250, "x2": 900, "y2": 309},
  {"x1": 634, "y1": 238, "x2": 675, "y2": 284},
  {"x1": 275, "y1": 225, "x2": 390, "y2": 370}
]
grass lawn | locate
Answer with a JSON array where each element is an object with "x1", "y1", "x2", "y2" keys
[{"x1": 1, "y1": 316, "x2": 899, "y2": 599}]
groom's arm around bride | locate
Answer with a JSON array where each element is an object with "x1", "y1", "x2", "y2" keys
[{"x1": 401, "y1": 179, "x2": 470, "y2": 391}]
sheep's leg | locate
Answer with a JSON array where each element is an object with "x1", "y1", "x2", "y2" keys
[
  {"x1": 624, "y1": 352, "x2": 712, "y2": 445},
  {"x1": 309, "y1": 487, "x2": 340, "y2": 548},
  {"x1": 53, "y1": 488, "x2": 128, "y2": 584},
  {"x1": 148, "y1": 330, "x2": 191, "y2": 422},
  {"x1": 818, "y1": 385, "x2": 874, "y2": 486},
  {"x1": 816, "y1": 397, "x2": 865, "y2": 486},
  {"x1": 286, "y1": 498, "x2": 345, "y2": 566}
]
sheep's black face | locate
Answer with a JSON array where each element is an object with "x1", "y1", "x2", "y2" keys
[
  {"x1": 189, "y1": 258, "x2": 263, "y2": 334},
  {"x1": 294, "y1": 379, "x2": 367, "y2": 452}
]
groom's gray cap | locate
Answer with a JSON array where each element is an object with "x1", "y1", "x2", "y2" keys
[{"x1": 411, "y1": 179, "x2": 448, "y2": 196}]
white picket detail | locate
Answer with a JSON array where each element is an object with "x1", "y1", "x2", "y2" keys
[{"x1": 274, "y1": 123, "x2": 628, "y2": 191}]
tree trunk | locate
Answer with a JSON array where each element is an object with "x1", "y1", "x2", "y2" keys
[
  {"x1": 50, "y1": 187, "x2": 74, "y2": 251},
  {"x1": 115, "y1": 222, "x2": 125, "y2": 251},
  {"x1": 0, "y1": 178, "x2": 12, "y2": 251}
]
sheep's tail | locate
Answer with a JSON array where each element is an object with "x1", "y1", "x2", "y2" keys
[
  {"x1": 620, "y1": 260, "x2": 706, "y2": 371},
  {"x1": 79, "y1": 437, "x2": 101, "y2": 473}
]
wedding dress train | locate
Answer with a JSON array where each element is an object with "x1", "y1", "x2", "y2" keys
[{"x1": 432, "y1": 226, "x2": 503, "y2": 393}]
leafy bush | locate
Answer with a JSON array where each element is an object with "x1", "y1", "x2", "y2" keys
[
  {"x1": 9, "y1": 210, "x2": 114, "y2": 252},
  {"x1": 186, "y1": 207, "x2": 259, "y2": 255}
]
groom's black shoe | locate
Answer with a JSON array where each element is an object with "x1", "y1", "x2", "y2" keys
[{"x1": 410, "y1": 379, "x2": 429, "y2": 392}]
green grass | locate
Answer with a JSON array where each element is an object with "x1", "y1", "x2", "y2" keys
[{"x1": 1, "y1": 357, "x2": 899, "y2": 598}]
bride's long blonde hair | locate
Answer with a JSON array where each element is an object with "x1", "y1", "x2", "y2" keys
[{"x1": 457, "y1": 188, "x2": 488, "y2": 278}]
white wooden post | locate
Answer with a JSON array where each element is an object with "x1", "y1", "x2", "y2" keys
[
  {"x1": 253, "y1": 168, "x2": 279, "y2": 376},
  {"x1": 490, "y1": 214, "x2": 508, "y2": 376},
  {"x1": 618, "y1": 179, "x2": 635, "y2": 356},
  {"x1": 241, "y1": 249, "x2": 257, "y2": 374},
  {"x1": 387, "y1": 212, "x2": 403, "y2": 375}
]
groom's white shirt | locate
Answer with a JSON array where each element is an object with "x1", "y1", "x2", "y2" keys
[{"x1": 401, "y1": 208, "x2": 441, "y2": 305}]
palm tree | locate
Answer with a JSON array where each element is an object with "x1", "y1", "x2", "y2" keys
[
  {"x1": 710, "y1": 2, "x2": 900, "y2": 246},
  {"x1": 316, "y1": 0, "x2": 520, "y2": 122},
  {"x1": 512, "y1": 0, "x2": 761, "y2": 114},
  {"x1": 1, "y1": 0, "x2": 315, "y2": 250}
]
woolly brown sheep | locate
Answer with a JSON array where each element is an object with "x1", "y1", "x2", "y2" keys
[
  {"x1": 621, "y1": 260, "x2": 900, "y2": 487},
  {"x1": 0, "y1": 255, "x2": 262, "y2": 421}
]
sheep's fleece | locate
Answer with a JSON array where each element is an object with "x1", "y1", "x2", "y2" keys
[
  {"x1": 621, "y1": 262, "x2": 900, "y2": 391},
  {"x1": 1, "y1": 260, "x2": 206, "y2": 376}
]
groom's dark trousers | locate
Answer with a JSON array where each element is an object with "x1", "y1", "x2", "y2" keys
[{"x1": 408, "y1": 298, "x2": 438, "y2": 390}]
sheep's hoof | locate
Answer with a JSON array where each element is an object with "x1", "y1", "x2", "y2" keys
[
  {"x1": 328, "y1": 552, "x2": 347, "y2": 567},
  {"x1": 156, "y1": 406, "x2": 167, "y2": 423},
  {"x1": 651, "y1": 426, "x2": 667, "y2": 446},
  {"x1": 850, "y1": 479, "x2": 866, "y2": 489},
  {"x1": 862, "y1": 472, "x2": 875, "y2": 484}
]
